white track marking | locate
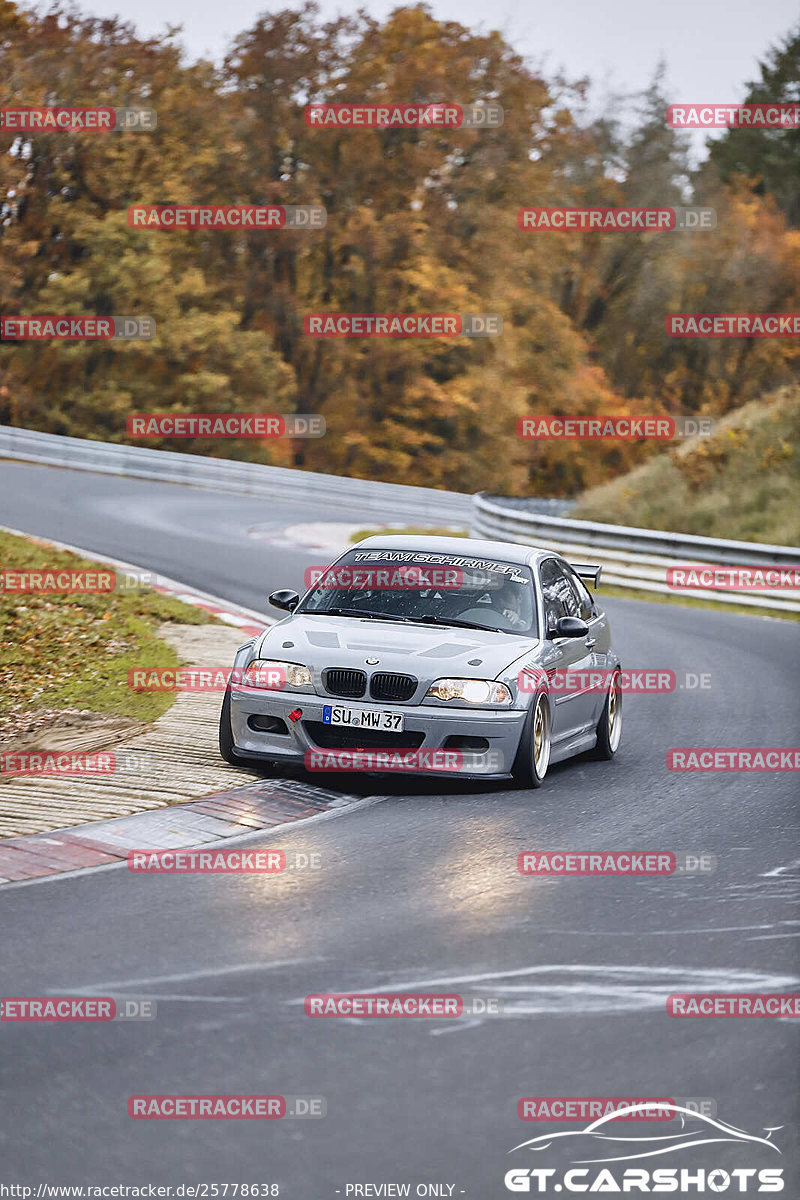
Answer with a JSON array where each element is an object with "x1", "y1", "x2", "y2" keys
[{"x1": 49, "y1": 956, "x2": 323, "y2": 993}]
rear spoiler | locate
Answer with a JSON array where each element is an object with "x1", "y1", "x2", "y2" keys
[{"x1": 571, "y1": 562, "x2": 602, "y2": 589}]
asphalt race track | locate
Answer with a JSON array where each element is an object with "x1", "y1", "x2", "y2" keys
[{"x1": 1, "y1": 460, "x2": 798, "y2": 1192}]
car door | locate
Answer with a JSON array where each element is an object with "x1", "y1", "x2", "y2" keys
[{"x1": 538, "y1": 557, "x2": 598, "y2": 742}]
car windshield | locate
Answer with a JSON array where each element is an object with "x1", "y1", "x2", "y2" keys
[{"x1": 296, "y1": 549, "x2": 538, "y2": 636}]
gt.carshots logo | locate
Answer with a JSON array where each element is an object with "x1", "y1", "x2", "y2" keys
[{"x1": 504, "y1": 1103, "x2": 785, "y2": 1193}]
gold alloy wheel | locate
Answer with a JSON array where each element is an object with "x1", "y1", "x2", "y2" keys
[
  {"x1": 533, "y1": 695, "x2": 550, "y2": 776},
  {"x1": 608, "y1": 671, "x2": 622, "y2": 751}
]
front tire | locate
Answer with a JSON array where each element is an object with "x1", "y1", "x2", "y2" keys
[
  {"x1": 593, "y1": 668, "x2": 622, "y2": 760},
  {"x1": 512, "y1": 692, "x2": 551, "y2": 788}
]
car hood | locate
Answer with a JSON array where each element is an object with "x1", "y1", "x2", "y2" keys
[{"x1": 256, "y1": 613, "x2": 537, "y2": 684}]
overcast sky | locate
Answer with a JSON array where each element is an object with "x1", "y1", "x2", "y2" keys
[{"x1": 67, "y1": 0, "x2": 798, "y2": 154}]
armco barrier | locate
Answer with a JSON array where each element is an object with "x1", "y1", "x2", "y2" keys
[
  {"x1": 472, "y1": 494, "x2": 800, "y2": 613},
  {"x1": 1, "y1": 427, "x2": 797, "y2": 612},
  {"x1": 0, "y1": 426, "x2": 472, "y2": 524}
]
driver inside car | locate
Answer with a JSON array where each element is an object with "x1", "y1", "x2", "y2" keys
[{"x1": 494, "y1": 580, "x2": 528, "y2": 630}]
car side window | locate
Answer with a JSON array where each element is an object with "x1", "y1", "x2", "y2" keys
[
  {"x1": 539, "y1": 558, "x2": 580, "y2": 631},
  {"x1": 565, "y1": 568, "x2": 596, "y2": 621}
]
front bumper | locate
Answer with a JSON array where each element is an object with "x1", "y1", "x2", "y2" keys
[{"x1": 229, "y1": 686, "x2": 527, "y2": 778}]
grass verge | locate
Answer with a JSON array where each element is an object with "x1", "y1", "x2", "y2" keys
[
  {"x1": 597, "y1": 583, "x2": 799, "y2": 623},
  {"x1": 573, "y1": 386, "x2": 800, "y2": 545},
  {"x1": 350, "y1": 526, "x2": 468, "y2": 542},
  {"x1": 0, "y1": 529, "x2": 211, "y2": 737}
]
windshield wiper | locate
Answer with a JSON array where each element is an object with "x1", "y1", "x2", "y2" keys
[
  {"x1": 301, "y1": 608, "x2": 521, "y2": 633},
  {"x1": 380, "y1": 613, "x2": 518, "y2": 634},
  {"x1": 301, "y1": 607, "x2": 410, "y2": 622}
]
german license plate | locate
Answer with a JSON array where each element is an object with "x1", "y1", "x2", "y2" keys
[{"x1": 322, "y1": 705, "x2": 404, "y2": 731}]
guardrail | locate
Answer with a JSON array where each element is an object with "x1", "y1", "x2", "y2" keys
[
  {"x1": 2, "y1": 426, "x2": 797, "y2": 613},
  {"x1": 0, "y1": 425, "x2": 473, "y2": 523},
  {"x1": 472, "y1": 494, "x2": 800, "y2": 613}
]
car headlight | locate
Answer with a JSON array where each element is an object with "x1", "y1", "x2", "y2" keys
[
  {"x1": 242, "y1": 660, "x2": 314, "y2": 690},
  {"x1": 425, "y1": 678, "x2": 513, "y2": 706}
]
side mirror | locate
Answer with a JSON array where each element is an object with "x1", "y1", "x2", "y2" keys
[
  {"x1": 268, "y1": 589, "x2": 299, "y2": 613},
  {"x1": 553, "y1": 615, "x2": 589, "y2": 639}
]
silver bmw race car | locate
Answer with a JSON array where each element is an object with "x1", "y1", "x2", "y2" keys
[{"x1": 218, "y1": 535, "x2": 622, "y2": 787}]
